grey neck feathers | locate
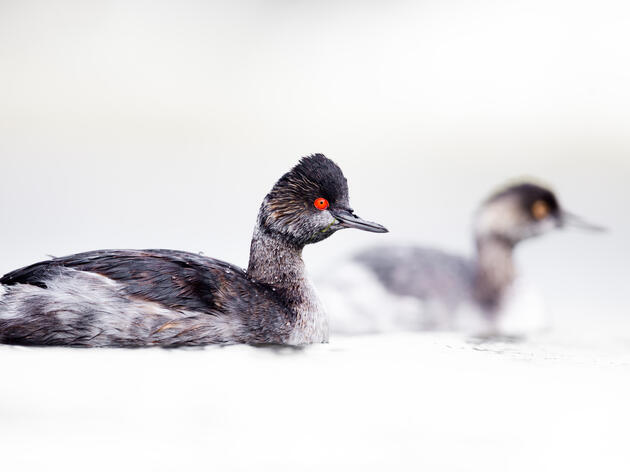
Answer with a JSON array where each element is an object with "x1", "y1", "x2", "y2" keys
[
  {"x1": 472, "y1": 235, "x2": 515, "y2": 314},
  {"x1": 247, "y1": 223, "x2": 328, "y2": 343},
  {"x1": 247, "y1": 225, "x2": 306, "y2": 289}
]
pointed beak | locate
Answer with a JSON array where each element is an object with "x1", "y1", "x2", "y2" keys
[
  {"x1": 330, "y1": 208, "x2": 388, "y2": 233},
  {"x1": 560, "y1": 210, "x2": 607, "y2": 232}
]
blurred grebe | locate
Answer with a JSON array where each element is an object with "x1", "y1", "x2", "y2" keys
[
  {"x1": 319, "y1": 181, "x2": 603, "y2": 337},
  {"x1": 0, "y1": 154, "x2": 387, "y2": 347}
]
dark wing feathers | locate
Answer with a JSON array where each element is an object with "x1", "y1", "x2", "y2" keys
[{"x1": 0, "y1": 249, "x2": 247, "y2": 313}]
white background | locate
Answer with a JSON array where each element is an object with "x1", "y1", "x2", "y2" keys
[{"x1": 1, "y1": 1, "x2": 629, "y2": 470}]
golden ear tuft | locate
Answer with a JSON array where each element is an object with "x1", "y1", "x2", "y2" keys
[{"x1": 531, "y1": 200, "x2": 549, "y2": 220}]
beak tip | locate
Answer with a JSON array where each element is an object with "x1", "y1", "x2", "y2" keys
[
  {"x1": 561, "y1": 210, "x2": 607, "y2": 233},
  {"x1": 364, "y1": 222, "x2": 389, "y2": 234}
]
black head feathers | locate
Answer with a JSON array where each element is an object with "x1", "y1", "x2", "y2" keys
[
  {"x1": 257, "y1": 154, "x2": 351, "y2": 246},
  {"x1": 269, "y1": 154, "x2": 349, "y2": 208},
  {"x1": 255, "y1": 154, "x2": 387, "y2": 247},
  {"x1": 486, "y1": 182, "x2": 561, "y2": 221}
]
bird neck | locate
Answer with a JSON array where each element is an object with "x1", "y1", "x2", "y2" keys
[
  {"x1": 247, "y1": 223, "x2": 328, "y2": 344},
  {"x1": 473, "y1": 235, "x2": 516, "y2": 313},
  {"x1": 247, "y1": 225, "x2": 306, "y2": 288}
]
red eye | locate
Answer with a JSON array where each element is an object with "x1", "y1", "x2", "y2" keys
[{"x1": 314, "y1": 198, "x2": 329, "y2": 210}]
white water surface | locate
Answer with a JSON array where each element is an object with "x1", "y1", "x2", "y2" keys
[{"x1": 2, "y1": 310, "x2": 630, "y2": 472}]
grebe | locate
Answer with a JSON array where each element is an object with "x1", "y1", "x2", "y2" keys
[
  {"x1": 0, "y1": 154, "x2": 387, "y2": 347},
  {"x1": 319, "y1": 181, "x2": 603, "y2": 336}
]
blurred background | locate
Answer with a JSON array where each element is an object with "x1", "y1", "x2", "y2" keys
[
  {"x1": 1, "y1": 0, "x2": 628, "y2": 324},
  {"x1": 2, "y1": 2, "x2": 630, "y2": 471}
]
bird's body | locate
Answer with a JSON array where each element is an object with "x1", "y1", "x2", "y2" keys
[
  {"x1": 320, "y1": 245, "x2": 546, "y2": 336},
  {"x1": 0, "y1": 155, "x2": 387, "y2": 347},
  {"x1": 0, "y1": 249, "x2": 299, "y2": 346},
  {"x1": 355, "y1": 246, "x2": 475, "y2": 312}
]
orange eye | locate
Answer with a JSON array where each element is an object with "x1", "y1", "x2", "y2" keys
[
  {"x1": 531, "y1": 200, "x2": 549, "y2": 220},
  {"x1": 314, "y1": 198, "x2": 329, "y2": 210}
]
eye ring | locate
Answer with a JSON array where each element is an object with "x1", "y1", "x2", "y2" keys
[{"x1": 314, "y1": 198, "x2": 329, "y2": 211}]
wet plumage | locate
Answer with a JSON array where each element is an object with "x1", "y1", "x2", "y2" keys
[
  {"x1": 0, "y1": 250, "x2": 292, "y2": 346},
  {"x1": 0, "y1": 154, "x2": 387, "y2": 347}
]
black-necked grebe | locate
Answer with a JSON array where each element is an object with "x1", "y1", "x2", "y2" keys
[
  {"x1": 320, "y1": 181, "x2": 603, "y2": 336},
  {"x1": 0, "y1": 154, "x2": 387, "y2": 347}
]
